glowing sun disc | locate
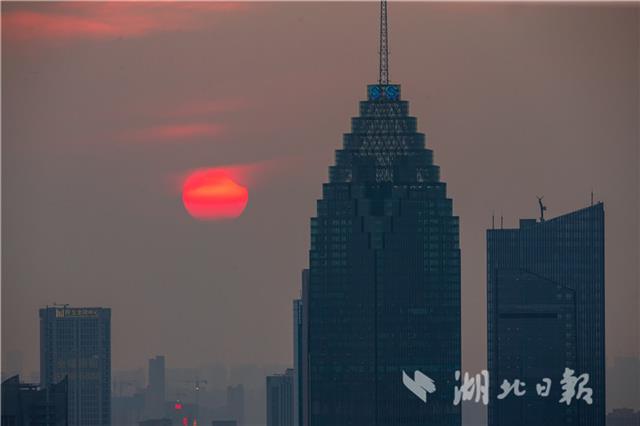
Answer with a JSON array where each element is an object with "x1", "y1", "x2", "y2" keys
[{"x1": 182, "y1": 169, "x2": 248, "y2": 220}]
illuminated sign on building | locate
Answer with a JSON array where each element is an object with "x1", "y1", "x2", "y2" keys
[{"x1": 55, "y1": 308, "x2": 99, "y2": 318}]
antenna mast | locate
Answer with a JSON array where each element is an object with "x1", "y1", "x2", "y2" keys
[
  {"x1": 537, "y1": 196, "x2": 547, "y2": 222},
  {"x1": 379, "y1": 0, "x2": 389, "y2": 85}
]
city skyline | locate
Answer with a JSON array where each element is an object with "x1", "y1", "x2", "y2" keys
[{"x1": 2, "y1": 1, "x2": 638, "y2": 407}]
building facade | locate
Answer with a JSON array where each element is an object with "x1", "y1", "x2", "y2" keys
[
  {"x1": 307, "y1": 82, "x2": 461, "y2": 426},
  {"x1": 146, "y1": 356, "x2": 165, "y2": 420},
  {"x1": 487, "y1": 204, "x2": 605, "y2": 426},
  {"x1": 40, "y1": 306, "x2": 111, "y2": 426},
  {"x1": 293, "y1": 269, "x2": 307, "y2": 426},
  {"x1": 266, "y1": 369, "x2": 294, "y2": 426},
  {"x1": 1, "y1": 375, "x2": 68, "y2": 426}
]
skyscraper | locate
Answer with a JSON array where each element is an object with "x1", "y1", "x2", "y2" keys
[
  {"x1": 40, "y1": 306, "x2": 111, "y2": 426},
  {"x1": 146, "y1": 355, "x2": 165, "y2": 420},
  {"x1": 1, "y1": 375, "x2": 68, "y2": 426},
  {"x1": 293, "y1": 269, "x2": 307, "y2": 426},
  {"x1": 306, "y1": 2, "x2": 461, "y2": 425},
  {"x1": 266, "y1": 369, "x2": 294, "y2": 426},
  {"x1": 487, "y1": 203, "x2": 605, "y2": 426}
]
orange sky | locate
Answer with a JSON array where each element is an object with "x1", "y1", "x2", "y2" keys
[{"x1": 2, "y1": 3, "x2": 638, "y2": 405}]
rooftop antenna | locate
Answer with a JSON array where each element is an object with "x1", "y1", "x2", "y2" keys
[
  {"x1": 379, "y1": 0, "x2": 389, "y2": 85},
  {"x1": 591, "y1": 189, "x2": 594, "y2": 206},
  {"x1": 537, "y1": 196, "x2": 547, "y2": 222},
  {"x1": 500, "y1": 214, "x2": 504, "y2": 229},
  {"x1": 491, "y1": 211, "x2": 495, "y2": 230}
]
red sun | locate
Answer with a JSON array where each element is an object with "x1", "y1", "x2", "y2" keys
[{"x1": 182, "y1": 169, "x2": 248, "y2": 220}]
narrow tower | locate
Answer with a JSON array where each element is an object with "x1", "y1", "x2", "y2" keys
[{"x1": 306, "y1": 3, "x2": 461, "y2": 425}]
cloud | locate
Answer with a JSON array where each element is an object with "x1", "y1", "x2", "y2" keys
[
  {"x1": 119, "y1": 97, "x2": 250, "y2": 143},
  {"x1": 168, "y1": 98, "x2": 251, "y2": 119},
  {"x1": 124, "y1": 123, "x2": 224, "y2": 143},
  {"x1": 2, "y1": 2, "x2": 248, "y2": 43}
]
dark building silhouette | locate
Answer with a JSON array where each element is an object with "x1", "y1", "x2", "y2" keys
[
  {"x1": 266, "y1": 370, "x2": 294, "y2": 426},
  {"x1": 608, "y1": 357, "x2": 640, "y2": 410},
  {"x1": 169, "y1": 400, "x2": 195, "y2": 426},
  {"x1": 211, "y1": 421, "x2": 237, "y2": 426},
  {"x1": 40, "y1": 306, "x2": 111, "y2": 426},
  {"x1": 1, "y1": 374, "x2": 68, "y2": 426},
  {"x1": 487, "y1": 203, "x2": 605, "y2": 426},
  {"x1": 226, "y1": 384, "x2": 244, "y2": 426},
  {"x1": 138, "y1": 419, "x2": 171, "y2": 426},
  {"x1": 146, "y1": 356, "x2": 166, "y2": 420},
  {"x1": 112, "y1": 392, "x2": 145, "y2": 426},
  {"x1": 293, "y1": 270, "x2": 307, "y2": 426},
  {"x1": 305, "y1": 4, "x2": 460, "y2": 425},
  {"x1": 606, "y1": 409, "x2": 640, "y2": 426},
  {"x1": 300, "y1": 272, "x2": 310, "y2": 426}
]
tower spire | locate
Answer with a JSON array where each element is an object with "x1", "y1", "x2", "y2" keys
[{"x1": 379, "y1": 0, "x2": 389, "y2": 85}]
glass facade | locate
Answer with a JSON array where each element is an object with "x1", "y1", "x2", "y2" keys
[
  {"x1": 293, "y1": 288, "x2": 304, "y2": 426},
  {"x1": 307, "y1": 84, "x2": 461, "y2": 426},
  {"x1": 40, "y1": 307, "x2": 111, "y2": 426},
  {"x1": 487, "y1": 204, "x2": 605, "y2": 426},
  {"x1": 267, "y1": 369, "x2": 295, "y2": 426}
]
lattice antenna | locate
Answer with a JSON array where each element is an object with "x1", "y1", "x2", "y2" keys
[{"x1": 379, "y1": 0, "x2": 389, "y2": 85}]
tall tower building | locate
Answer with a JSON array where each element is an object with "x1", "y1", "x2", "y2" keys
[
  {"x1": 40, "y1": 306, "x2": 111, "y2": 426},
  {"x1": 487, "y1": 203, "x2": 605, "y2": 426},
  {"x1": 146, "y1": 355, "x2": 165, "y2": 419},
  {"x1": 306, "y1": 2, "x2": 461, "y2": 425}
]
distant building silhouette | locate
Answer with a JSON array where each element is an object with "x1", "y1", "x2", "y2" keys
[
  {"x1": 112, "y1": 392, "x2": 145, "y2": 426},
  {"x1": 300, "y1": 271, "x2": 309, "y2": 426},
  {"x1": 138, "y1": 418, "x2": 171, "y2": 426},
  {"x1": 606, "y1": 409, "x2": 640, "y2": 426},
  {"x1": 266, "y1": 369, "x2": 294, "y2": 426},
  {"x1": 40, "y1": 306, "x2": 111, "y2": 426},
  {"x1": 608, "y1": 357, "x2": 640, "y2": 410},
  {"x1": 487, "y1": 204, "x2": 605, "y2": 426},
  {"x1": 226, "y1": 384, "x2": 244, "y2": 426},
  {"x1": 292, "y1": 270, "x2": 306, "y2": 426},
  {"x1": 211, "y1": 421, "x2": 237, "y2": 426},
  {"x1": 1, "y1": 374, "x2": 68, "y2": 426},
  {"x1": 169, "y1": 400, "x2": 196, "y2": 426},
  {"x1": 146, "y1": 356, "x2": 166, "y2": 420}
]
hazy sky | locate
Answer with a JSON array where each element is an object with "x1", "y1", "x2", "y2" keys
[{"x1": 2, "y1": 2, "x2": 638, "y2": 378}]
